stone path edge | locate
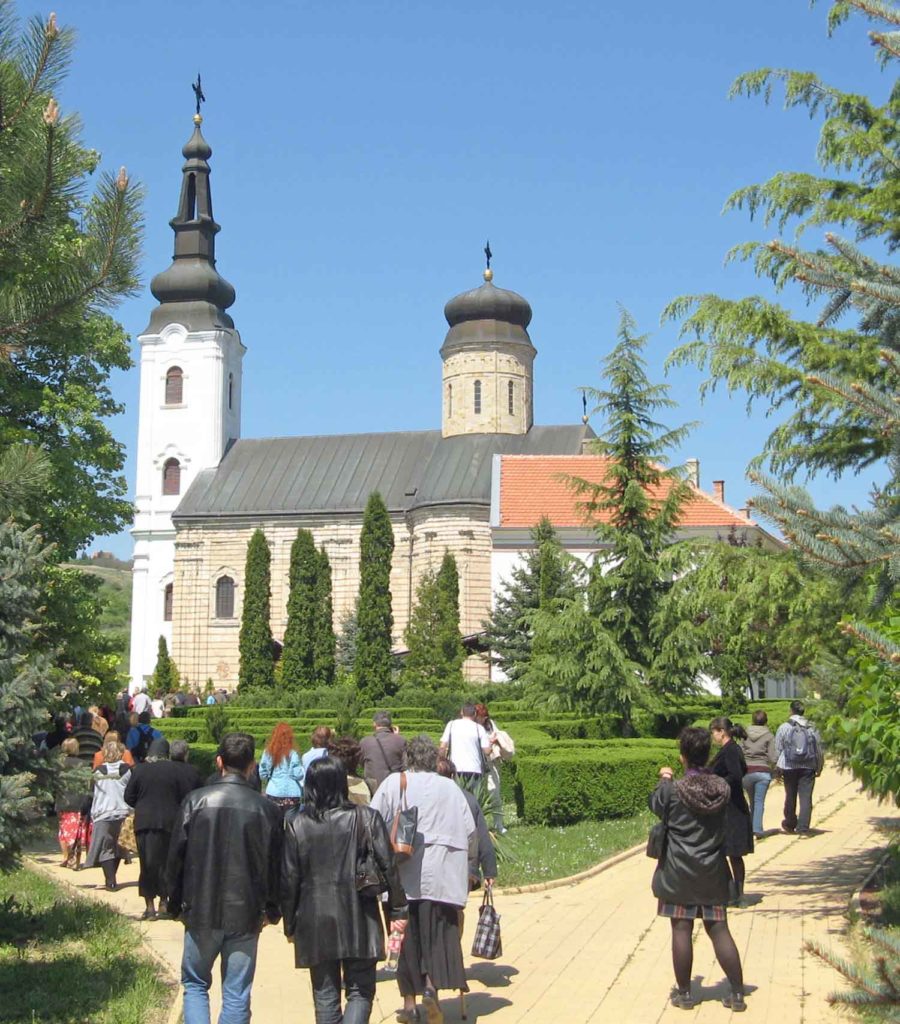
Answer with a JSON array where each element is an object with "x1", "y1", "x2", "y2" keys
[
  {"x1": 495, "y1": 840, "x2": 645, "y2": 895},
  {"x1": 23, "y1": 854, "x2": 184, "y2": 1024}
]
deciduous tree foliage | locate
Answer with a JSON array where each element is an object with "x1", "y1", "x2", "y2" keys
[
  {"x1": 239, "y1": 530, "x2": 275, "y2": 690},
  {"x1": 355, "y1": 493, "x2": 395, "y2": 700}
]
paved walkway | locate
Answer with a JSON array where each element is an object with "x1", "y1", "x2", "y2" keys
[{"x1": 28, "y1": 767, "x2": 894, "y2": 1022}]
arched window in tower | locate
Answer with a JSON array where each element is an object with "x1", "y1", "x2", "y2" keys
[
  {"x1": 447, "y1": 383, "x2": 453, "y2": 418},
  {"x1": 162, "y1": 458, "x2": 181, "y2": 496},
  {"x1": 508, "y1": 380, "x2": 515, "y2": 415},
  {"x1": 165, "y1": 366, "x2": 183, "y2": 405},
  {"x1": 473, "y1": 379, "x2": 482, "y2": 415},
  {"x1": 215, "y1": 576, "x2": 235, "y2": 619},
  {"x1": 186, "y1": 173, "x2": 196, "y2": 220},
  {"x1": 228, "y1": 372, "x2": 234, "y2": 410},
  {"x1": 163, "y1": 583, "x2": 173, "y2": 622}
]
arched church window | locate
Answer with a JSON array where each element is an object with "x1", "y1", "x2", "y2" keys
[
  {"x1": 447, "y1": 383, "x2": 453, "y2": 418},
  {"x1": 474, "y1": 379, "x2": 482, "y2": 415},
  {"x1": 165, "y1": 366, "x2": 183, "y2": 405},
  {"x1": 228, "y1": 373, "x2": 234, "y2": 410},
  {"x1": 508, "y1": 380, "x2": 515, "y2": 415},
  {"x1": 163, "y1": 583, "x2": 173, "y2": 622},
  {"x1": 215, "y1": 576, "x2": 235, "y2": 619},
  {"x1": 162, "y1": 458, "x2": 181, "y2": 496}
]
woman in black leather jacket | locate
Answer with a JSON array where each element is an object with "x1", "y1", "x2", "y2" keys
[
  {"x1": 651, "y1": 727, "x2": 746, "y2": 1013},
  {"x1": 281, "y1": 756, "x2": 407, "y2": 1024}
]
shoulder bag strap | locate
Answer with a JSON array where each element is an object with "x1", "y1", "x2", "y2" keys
[{"x1": 373, "y1": 733, "x2": 393, "y2": 774}]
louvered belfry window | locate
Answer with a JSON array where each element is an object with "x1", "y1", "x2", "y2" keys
[
  {"x1": 163, "y1": 583, "x2": 173, "y2": 621},
  {"x1": 216, "y1": 576, "x2": 235, "y2": 619},
  {"x1": 508, "y1": 379, "x2": 515, "y2": 415},
  {"x1": 165, "y1": 366, "x2": 183, "y2": 405},
  {"x1": 474, "y1": 379, "x2": 482, "y2": 414}
]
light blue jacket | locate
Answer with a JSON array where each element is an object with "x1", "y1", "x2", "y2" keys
[{"x1": 258, "y1": 749, "x2": 304, "y2": 798}]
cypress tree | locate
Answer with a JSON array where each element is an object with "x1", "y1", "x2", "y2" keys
[
  {"x1": 336, "y1": 603, "x2": 359, "y2": 673},
  {"x1": 436, "y1": 549, "x2": 461, "y2": 637},
  {"x1": 281, "y1": 529, "x2": 318, "y2": 687},
  {"x1": 401, "y1": 559, "x2": 465, "y2": 690},
  {"x1": 239, "y1": 529, "x2": 275, "y2": 690},
  {"x1": 354, "y1": 492, "x2": 395, "y2": 699},
  {"x1": 153, "y1": 635, "x2": 176, "y2": 692},
  {"x1": 314, "y1": 546, "x2": 336, "y2": 685}
]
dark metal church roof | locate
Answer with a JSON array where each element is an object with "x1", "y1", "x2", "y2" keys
[{"x1": 174, "y1": 425, "x2": 593, "y2": 520}]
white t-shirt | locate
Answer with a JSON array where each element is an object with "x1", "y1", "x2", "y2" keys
[
  {"x1": 440, "y1": 718, "x2": 490, "y2": 775},
  {"x1": 132, "y1": 691, "x2": 151, "y2": 715},
  {"x1": 149, "y1": 698, "x2": 165, "y2": 719}
]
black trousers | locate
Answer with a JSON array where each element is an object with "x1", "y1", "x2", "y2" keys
[{"x1": 782, "y1": 769, "x2": 816, "y2": 832}]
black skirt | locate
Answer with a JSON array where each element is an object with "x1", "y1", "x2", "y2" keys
[
  {"x1": 397, "y1": 900, "x2": 468, "y2": 995},
  {"x1": 723, "y1": 803, "x2": 754, "y2": 858},
  {"x1": 136, "y1": 828, "x2": 170, "y2": 899}
]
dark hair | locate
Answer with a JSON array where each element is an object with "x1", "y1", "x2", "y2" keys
[
  {"x1": 303, "y1": 756, "x2": 349, "y2": 820},
  {"x1": 709, "y1": 716, "x2": 748, "y2": 742},
  {"x1": 752, "y1": 710, "x2": 768, "y2": 726},
  {"x1": 373, "y1": 711, "x2": 392, "y2": 728},
  {"x1": 137, "y1": 711, "x2": 151, "y2": 725},
  {"x1": 406, "y1": 734, "x2": 438, "y2": 772},
  {"x1": 790, "y1": 700, "x2": 805, "y2": 716},
  {"x1": 679, "y1": 727, "x2": 712, "y2": 768},
  {"x1": 170, "y1": 739, "x2": 189, "y2": 762},
  {"x1": 218, "y1": 732, "x2": 255, "y2": 772},
  {"x1": 461, "y1": 703, "x2": 477, "y2": 718},
  {"x1": 328, "y1": 736, "x2": 362, "y2": 776},
  {"x1": 77, "y1": 710, "x2": 94, "y2": 729},
  {"x1": 436, "y1": 755, "x2": 455, "y2": 778}
]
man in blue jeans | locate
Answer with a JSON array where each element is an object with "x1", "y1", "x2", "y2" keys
[{"x1": 166, "y1": 732, "x2": 283, "y2": 1024}]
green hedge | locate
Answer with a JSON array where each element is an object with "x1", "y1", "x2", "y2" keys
[{"x1": 514, "y1": 747, "x2": 671, "y2": 825}]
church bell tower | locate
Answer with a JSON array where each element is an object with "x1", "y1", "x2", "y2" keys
[{"x1": 128, "y1": 99, "x2": 245, "y2": 688}]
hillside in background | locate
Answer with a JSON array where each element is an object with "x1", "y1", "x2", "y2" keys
[{"x1": 68, "y1": 559, "x2": 132, "y2": 672}]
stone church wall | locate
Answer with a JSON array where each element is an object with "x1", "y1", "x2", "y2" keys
[{"x1": 171, "y1": 504, "x2": 492, "y2": 691}]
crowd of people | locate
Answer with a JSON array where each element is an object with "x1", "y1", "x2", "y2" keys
[
  {"x1": 47, "y1": 695, "x2": 823, "y2": 1020},
  {"x1": 46, "y1": 701, "x2": 510, "y2": 1024},
  {"x1": 650, "y1": 701, "x2": 825, "y2": 1012}
]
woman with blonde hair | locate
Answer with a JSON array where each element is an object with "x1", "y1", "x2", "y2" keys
[
  {"x1": 259, "y1": 722, "x2": 304, "y2": 812},
  {"x1": 84, "y1": 739, "x2": 132, "y2": 891},
  {"x1": 301, "y1": 725, "x2": 333, "y2": 774},
  {"x1": 91, "y1": 730, "x2": 134, "y2": 769}
]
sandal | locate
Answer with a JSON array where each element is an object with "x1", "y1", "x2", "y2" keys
[
  {"x1": 722, "y1": 990, "x2": 746, "y2": 1012},
  {"x1": 670, "y1": 988, "x2": 695, "y2": 1010}
]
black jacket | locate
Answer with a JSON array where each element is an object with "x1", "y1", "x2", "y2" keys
[
  {"x1": 124, "y1": 759, "x2": 203, "y2": 833},
  {"x1": 649, "y1": 774, "x2": 732, "y2": 907},
  {"x1": 280, "y1": 804, "x2": 406, "y2": 968},
  {"x1": 165, "y1": 773, "x2": 283, "y2": 934},
  {"x1": 711, "y1": 740, "x2": 750, "y2": 815}
]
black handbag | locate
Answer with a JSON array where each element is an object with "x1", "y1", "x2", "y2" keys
[
  {"x1": 355, "y1": 807, "x2": 389, "y2": 898},
  {"x1": 390, "y1": 772, "x2": 418, "y2": 861},
  {"x1": 646, "y1": 786, "x2": 671, "y2": 860}
]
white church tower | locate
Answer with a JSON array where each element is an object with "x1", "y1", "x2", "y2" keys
[{"x1": 128, "y1": 108, "x2": 244, "y2": 688}]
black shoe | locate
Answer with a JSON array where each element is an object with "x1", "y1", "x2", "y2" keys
[
  {"x1": 422, "y1": 988, "x2": 443, "y2": 1024},
  {"x1": 723, "y1": 990, "x2": 746, "y2": 1012},
  {"x1": 140, "y1": 908, "x2": 157, "y2": 921},
  {"x1": 395, "y1": 1011, "x2": 420, "y2": 1024},
  {"x1": 670, "y1": 988, "x2": 695, "y2": 1010}
]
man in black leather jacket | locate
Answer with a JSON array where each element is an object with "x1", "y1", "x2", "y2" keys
[{"x1": 166, "y1": 732, "x2": 283, "y2": 1024}]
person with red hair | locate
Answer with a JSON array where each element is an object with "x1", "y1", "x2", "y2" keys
[{"x1": 259, "y1": 722, "x2": 304, "y2": 812}]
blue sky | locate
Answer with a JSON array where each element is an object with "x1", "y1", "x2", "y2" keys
[{"x1": 49, "y1": 0, "x2": 891, "y2": 558}]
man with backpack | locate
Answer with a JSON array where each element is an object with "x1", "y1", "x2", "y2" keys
[
  {"x1": 775, "y1": 700, "x2": 825, "y2": 835},
  {"x1": 126, "y1": 712, "x2": 162, "y2": 763}
]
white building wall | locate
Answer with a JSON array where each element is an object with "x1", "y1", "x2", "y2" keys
[{"x1": 128, "y1": 321, "x2": 244, "y2": 688}]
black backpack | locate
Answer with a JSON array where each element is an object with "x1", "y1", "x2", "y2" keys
[{"x1": 132, "y1": 725, "x2": 155, "y2": 763}]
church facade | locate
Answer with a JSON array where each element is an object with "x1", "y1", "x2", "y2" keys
[{"x1": 128, "y1": 114, "x2": 592, "y2": 689}]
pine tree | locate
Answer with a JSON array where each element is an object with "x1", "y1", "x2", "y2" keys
[
  {"x1": 281, "y1": 529, "x2": 318, "y2": 687},
  {"x1": 401, "y1": 558, "x2": 465, "y2": 690},
  {"x1": 527, "y1": 310, "x2": 699, "y2": 729},
  {"x1": 483, "y1": 517, "x2": 578, "y2": 681},
  {"x1": 0, "y1": 521, "x2": 58, "y2": 871},
  {"x1": 0, "y1": 3, "x2": 143, "y2": 555},
  {"x1": 355, "y1": 492, "x2": 395, "y2": 700},
  {"x1": 153, "y1": 635, "x2": 176, "y2": 692},
  {"x1": 239, "y1": 529, "x2": 275, "y2": 690},
  {"x1": 314, "y1": 546, "x2": 336, "y2": 685},
  {"x1": 336, "y1": 604, "x2": 359, "y2": 674}
]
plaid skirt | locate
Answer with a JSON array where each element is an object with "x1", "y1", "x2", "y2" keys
[
  {"x1": 657, "y1": 899, "x2": 726, "y2": 922},
  {"x1": 58, "y1": 811, "x2": 91, "y2": 848}
]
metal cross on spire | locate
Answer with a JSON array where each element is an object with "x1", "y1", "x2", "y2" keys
[
  {"x1": 192, "y1": 73, "x2": 206, "y2": 116},
  {"x1": 484, "y1": 240, "x2": 492, "y2": 270}
]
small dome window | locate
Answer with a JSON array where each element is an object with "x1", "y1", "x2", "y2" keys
[{"x1": 163, "y1": 583, "x2": 173, "y2": 622}]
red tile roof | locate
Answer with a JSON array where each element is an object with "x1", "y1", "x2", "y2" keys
[{"x1": 498, "y1": 455, "x2": 755, "y2": 530}]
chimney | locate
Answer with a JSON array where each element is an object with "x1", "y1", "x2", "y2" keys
[
  {"x1": 685, "y1": 458, "x2": 700, "y2": 488},
  {"x1": 713, "y1": 480, "x2": 725, "y2": 503},
  {"x1": 739, "y1": 507, "x2": 752, "y2": 521}
]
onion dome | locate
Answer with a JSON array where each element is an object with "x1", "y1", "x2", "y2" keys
[
  {"x1": 144, "y1": 114, "x2": 236, "y2": 333},
  {"x1": 441, "y1": 265, "x2": 536, "y2": 359}
]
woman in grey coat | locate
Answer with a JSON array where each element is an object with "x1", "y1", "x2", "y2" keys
[{"x1": 84, "y1": 739, "x2": 132, "y2": 890}]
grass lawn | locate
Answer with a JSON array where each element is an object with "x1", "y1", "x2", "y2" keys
[
  {"x1": 0, "y1": 866, "x2": 172, "y2": 1024},
  {"x1": 497, "y1": 807, "x2": 653, "y2": 888}
]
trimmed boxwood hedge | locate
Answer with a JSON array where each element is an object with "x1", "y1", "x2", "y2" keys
[{"x1": 514, "y1": 747, "x2": 671, "y2": 825}]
